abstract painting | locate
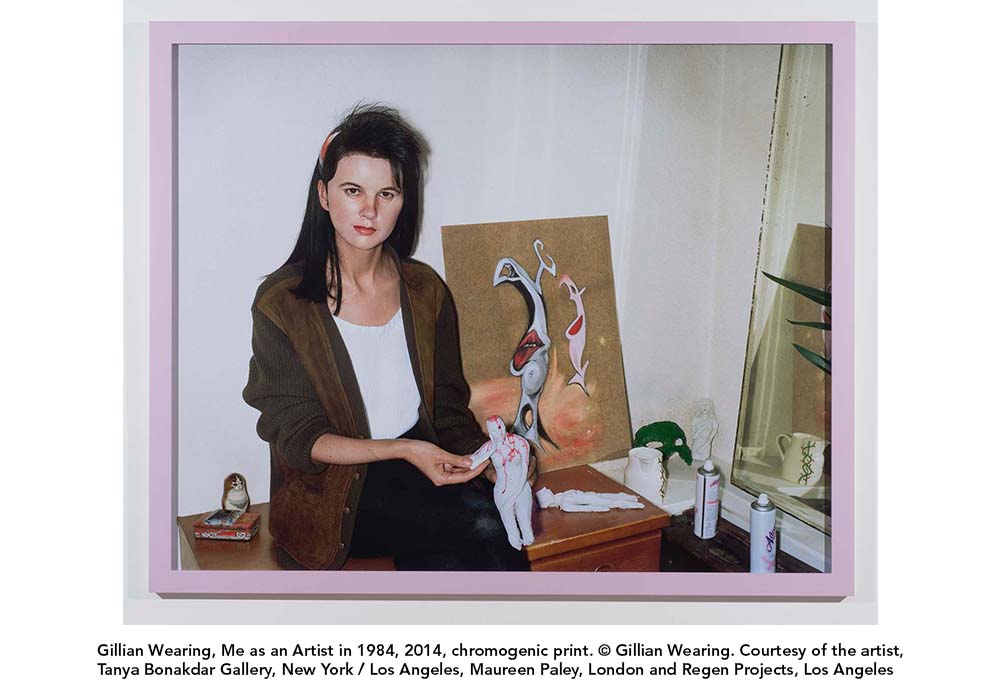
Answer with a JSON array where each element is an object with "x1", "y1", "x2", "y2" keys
[{"x1": 441, "y1": 216, "x2": 632, "y2": 472}]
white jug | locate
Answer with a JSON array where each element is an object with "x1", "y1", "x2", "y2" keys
[
  {"x1": 775, "y1": 432, "x2": 828, "y2": 486},
  {"x1": 624, "y1": 446, "x2": 664, "y2": 503}
]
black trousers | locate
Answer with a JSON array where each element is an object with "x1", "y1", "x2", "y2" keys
[{"x1": 348, "y1": 423, "x2": 529, "y2": 571}]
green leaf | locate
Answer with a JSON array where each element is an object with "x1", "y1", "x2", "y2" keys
[
  {"x1": 793, "y1": 343, "x2": 831, "y2": 374},
  {"x1": 787, "y1": 320, "x2": 831, "y2": 330},
  {"x1": 762, "y1": 271, "x2": 831, "y2": 307}
]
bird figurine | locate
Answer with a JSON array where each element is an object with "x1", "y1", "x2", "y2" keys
[{"x1": 221, "y1": 472, "x2": 250, "y2": 514}]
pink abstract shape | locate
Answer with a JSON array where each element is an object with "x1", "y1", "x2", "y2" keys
[{"x1": 559, "y1": 274, "x2": 590, "y2": 395}]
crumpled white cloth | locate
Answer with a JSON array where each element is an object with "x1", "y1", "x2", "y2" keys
[{"x1": 535, "y1": 487, "x2": 645, "y2": 512}]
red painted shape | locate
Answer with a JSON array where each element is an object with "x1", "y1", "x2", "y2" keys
[
  {"x1": 567, "y1": 315, "x2": 583, "y2": 336},
  {"x1": 512, "y1": 329, "x2": 542, "y2": 370}
]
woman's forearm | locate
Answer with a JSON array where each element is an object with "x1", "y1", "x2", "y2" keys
[{"x1": 310, "y1": 433, "x2": 411, "y2": 466}]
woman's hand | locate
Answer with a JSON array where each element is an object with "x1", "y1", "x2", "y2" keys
[
  {"x1": 401, "y1": 440, "x2": 485, "y2": 487},
  {"x1": 527, "y1": 453, "x2": 539, "y2": 486}
]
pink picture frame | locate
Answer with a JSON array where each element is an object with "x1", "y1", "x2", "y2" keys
[{"x1": 149, "y1": 21, "x2": 855, "y2": 597}]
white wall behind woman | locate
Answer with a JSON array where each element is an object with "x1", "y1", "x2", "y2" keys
[{"x1": 176, "y1": 44, "x2": 778, "y2": 516}]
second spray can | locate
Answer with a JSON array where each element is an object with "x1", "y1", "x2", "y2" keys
[{"x1": 750, "y1": 493, "x2": 777, "y2": 573}]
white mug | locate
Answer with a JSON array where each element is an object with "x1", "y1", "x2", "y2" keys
[{"x1": 775, "y1": 432, "x2": 827, "y2": 486}]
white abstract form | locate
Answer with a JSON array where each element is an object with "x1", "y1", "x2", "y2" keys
[
  {"x1": 493, "y1": 239, "x2": 557, "y2": 448},
  {"x1": 535, "y1": 488, "x2": 644, "y2": 512},
  {"x1": 559, "y1": 274, "x2": 590, "y2": 395},
  {"x1": 469, "y1": 415, "x2": 536, "y2": 550}
]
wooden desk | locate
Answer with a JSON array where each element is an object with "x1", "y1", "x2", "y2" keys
[
  {"x1": 177, "y1": 465, "x2": 667, "y2": 572},
  {"x1": 177, "y1": 505, "x2": 395, "y2": 571},
  {"x1": 525, "y1": 465, "x2": 669, "y2": 572}
]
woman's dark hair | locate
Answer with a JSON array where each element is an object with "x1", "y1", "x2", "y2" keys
[{"x1": 285, "y1": 104, "x2": 426, "y2": 313}]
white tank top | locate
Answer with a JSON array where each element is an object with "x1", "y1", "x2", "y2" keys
[{"x1": 332, "y1": 308, "x2": 422, "y2": 440}]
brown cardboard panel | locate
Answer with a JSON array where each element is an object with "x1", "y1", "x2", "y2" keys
[
  {"x1": 790, "y1": 224, "x2": 831, "y2": 445},
  {"x1": 442, "y1": 216, "x2": 632, "y2": 471}
]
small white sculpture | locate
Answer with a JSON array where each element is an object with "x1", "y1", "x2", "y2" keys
[
  {"x1": 469, "y1": 416, "x2": 535, "y2": 550},
  {"x1": 690, "y1": 398, "x2": 719, "y2": 462},
  {"x1": 535, "y1": 488, "x2": 644, "y2": 512},
  {"x1": 221, "y1": 472, "x2": 250, "y2": 514}
]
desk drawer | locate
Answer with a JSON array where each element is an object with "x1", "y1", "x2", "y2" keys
[{"x1": 529, "y1": 530, "x2": 661, "y2": 572}]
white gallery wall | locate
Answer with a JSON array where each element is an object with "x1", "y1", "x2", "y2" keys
[{"x1": 176, "y1": 44, "x2": 779, "y2": 515}]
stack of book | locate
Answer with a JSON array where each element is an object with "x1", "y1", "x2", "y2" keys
[{"x1": 193, "y1": 509, "x2": 261, "y2": 541}]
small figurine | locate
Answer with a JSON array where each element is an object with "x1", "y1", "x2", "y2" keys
[
  {"x1": 221, "y1": 472, "x2": 250, "y2": 514},
  {"x1": 470, "y1": 416, "x2": 535, "y2": 550},
  {"x1": 690, "y1": 398, "x2": 719, "y2": 462}
]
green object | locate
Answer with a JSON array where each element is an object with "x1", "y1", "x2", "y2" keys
[
  {"x1": 761, "y1": 270, "x2": 832, "y2": 375},
  {"x1": 787, "y1": 320, "x2": 831, "y2": 331},
  {"x1": 634, "y1": 421, "x2": 692, "y2": 500},
  {"x1": 633, "y1": 421, "x2": 693, "y2": 467},
  {"x1": 761, "y1": 271, "x2": 830, "y2": 307},
  {"x1": 792, "y1": 343, "x2": 831, "y2": 374}
]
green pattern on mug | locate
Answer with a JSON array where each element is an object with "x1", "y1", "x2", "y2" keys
[{"x1": 798, "y1": 440, "x2": 816, "y2": 484}]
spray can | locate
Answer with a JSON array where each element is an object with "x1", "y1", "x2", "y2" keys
[
  {"x1": 750, "y1": 493, "x2": 777, "y2": 573},
  {"x1": 693, "y1": 459, "x2": 720, "y2": 538}
]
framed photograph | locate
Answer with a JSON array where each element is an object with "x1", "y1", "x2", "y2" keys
[{"x1": 147, "y1": 21, "x2": 857, "y2": 597}]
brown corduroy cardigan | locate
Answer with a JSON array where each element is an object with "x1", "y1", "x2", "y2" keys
[{"x1": 242, "y1": 254, "x2": 488, "y2": 570}]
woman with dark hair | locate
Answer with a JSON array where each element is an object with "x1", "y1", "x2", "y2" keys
[{"x1": 243, "y1": 105, "x2": 530, "y2": 571}]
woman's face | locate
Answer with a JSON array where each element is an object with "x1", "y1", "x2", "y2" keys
[{"x1": 318, "y1": 153, "x2": 403, "y2": 255}]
